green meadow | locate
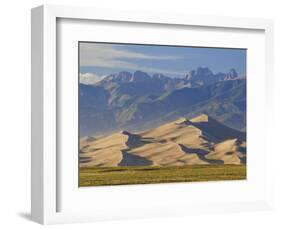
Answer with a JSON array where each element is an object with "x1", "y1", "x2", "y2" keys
[{"x1": 79, "y1": 164, "x2": 246, "y2": 187}]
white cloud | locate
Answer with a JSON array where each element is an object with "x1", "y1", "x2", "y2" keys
[
  {"x1": 80, "y1": 43, "x2": 185, "y2": 76},
  {"x1": 80, "y1": 43, "x2": 181, "y2": 65},
  {"x1": 80, "y1": 73, "x2": 105, "y2": 85}
]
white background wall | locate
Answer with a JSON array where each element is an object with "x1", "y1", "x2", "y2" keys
[{"x1": 0, "y1": 0, "x2": 280, "y2": 229}]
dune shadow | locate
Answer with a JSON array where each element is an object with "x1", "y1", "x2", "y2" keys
[
  {"x1": 225, "y1": 151, "x2": 234, "y2": 156},
  {"x1": 80, "y1": 156, "x2": 92, "y2": 163},
  {"x1": 118, "y1": 150, "x2": 153, "y2": 166},
  {"x1": 200, "y1": 139, "x2": 215, "y2": 149},
  {"x1": 238, "y1": 146, "x2": 246, "y2": 154},
  {"x1": 240, "y1": 156, "x2": 247, "y2": 164},
  {"x1": 192, "y1": 118, "x2": 246, "y2": 142},
  {"x1": 179, "y1": 144, "x2": 209, "y2": 155},
  {"x1": 179, "y1": 144, "x2": 223, "y2": 164},
  {"x1": 123, "y1": 131, "x2": 153, "y2": 149}
]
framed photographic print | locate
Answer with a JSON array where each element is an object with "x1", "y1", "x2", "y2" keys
[
  {"x1": 78, "y1": 42, "x2": 247, "y2": 187},
  {"x1": 31, "y1": 5, "x2": 274, "y2": 225}
]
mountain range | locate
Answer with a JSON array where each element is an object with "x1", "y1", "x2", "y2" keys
[
  {"x1": 80, "y1": 114, "x2": 246, "y2": 167},
  {"x1": 79, "y1": 67, "x2": 246, "y2": 136}
]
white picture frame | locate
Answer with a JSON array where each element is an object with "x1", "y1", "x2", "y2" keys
[{"x1": 31, "y1": 5, "x2": 274, "y2": 225}]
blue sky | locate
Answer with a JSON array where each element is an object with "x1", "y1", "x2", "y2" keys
[{"x1": 79, "y1": 42, "x2": 246, "y2": 83}]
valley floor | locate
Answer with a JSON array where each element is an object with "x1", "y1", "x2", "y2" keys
[{"x1": 79, "y1": 165, "x2": 246, "y2": 187}]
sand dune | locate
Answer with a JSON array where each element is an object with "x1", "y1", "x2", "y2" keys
[
  {"x1": 80, "y1": 114, "x2": 246, "y2": 167},
  {"x1": 80, "y1": 132, "x2": 127, "y2": 167},
  {"x1": 206, "y1": 139, "x2": 246, "y2": 164}
]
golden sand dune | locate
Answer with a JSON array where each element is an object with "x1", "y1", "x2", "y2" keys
[
  {"x1": 80, "y1": 114, "x2": 246, "y2": 167},
  {"x1": 128, "y1": 141, "x2": 207, "y2": 166},
  {"x1": 80, "y1": 133, "x2": 127, "y2": 167},
  {"x1": 206, "y1": 139, "x2": 246, "y2": 164}
]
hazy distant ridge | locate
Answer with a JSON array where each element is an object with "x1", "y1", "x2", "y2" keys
[{"x1": 79, "y1": 67, "x2": 246, "y2": 136}]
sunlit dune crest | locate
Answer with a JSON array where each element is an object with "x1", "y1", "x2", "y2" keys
[{"x1": 80, "y1": 114, "x2": 246, "y2": 167}]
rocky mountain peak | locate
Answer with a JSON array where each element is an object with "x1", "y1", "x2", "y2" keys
[
  {"x1": 116, "y1": 71, "x2": 132, "y2": 82},
  {"x1": 132, "y1": 70, "x2": 151, "y2": 82},
  {"x1": 225, "y1": 68, "x2": 238, "y2": 80}
]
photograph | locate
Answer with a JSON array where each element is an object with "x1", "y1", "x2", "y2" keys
[
  {"x1": 27, "y1": 3, "x2": 276, "y2": 226},
  {"x1": 78, "y1": 42, "x2": 247, "y2": 187}
]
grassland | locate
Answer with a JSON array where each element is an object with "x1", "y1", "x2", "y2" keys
[{"x1": 79, "y1": 164, "x2": 246, "y2": 187}]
